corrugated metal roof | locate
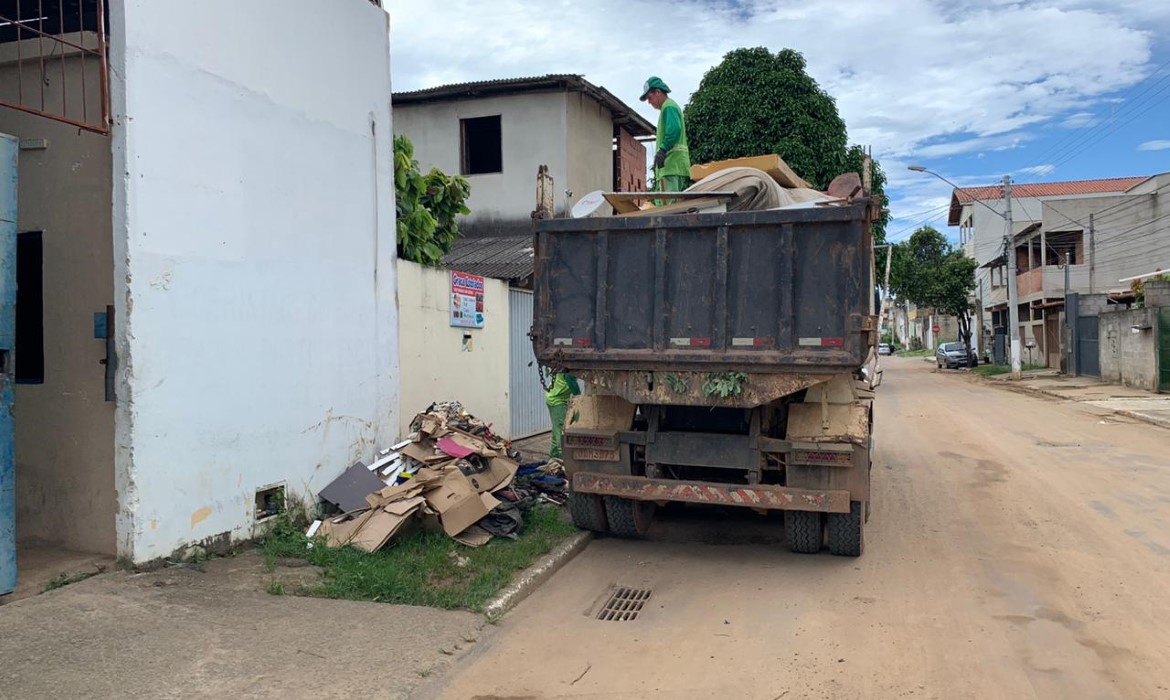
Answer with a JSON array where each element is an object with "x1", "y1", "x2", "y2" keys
[
  {"x1": 948, "y1": 176, "x2": 1151, "y2": 225},
  {"x1": 394, "y1": 74, "x2": 580, "y2": 100},
  {"x1": 392, "y1": 74, "x2": 655, "y2": 138},
  {"x1": 442, "y1": 236, "x2": 535, "y2": 282}
]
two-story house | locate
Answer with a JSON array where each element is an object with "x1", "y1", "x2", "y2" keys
[
  {"x1": 393, "y1": 74, "x2": 654, "y2": 241},
  {"x1": 950, "y1": 176, "x2": 1154, "y2": 368}
]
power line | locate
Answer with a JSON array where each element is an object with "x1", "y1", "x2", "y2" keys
[
  {"x1": 1041, "y1": 192, "x2": 1155, "y2": 233},
  {"x1": 1091, "y1": 213, "x2": 1170, "y2": 256},
  {"x1": 1046, "y1": 79, "x2": 1170, "y2": 170},
  {"x1": 1018, "y1": 59, "x2": 1170, "y2": 171},
  {"x1": 887, "y1": 204, "x2": 951, "y2": 242}
]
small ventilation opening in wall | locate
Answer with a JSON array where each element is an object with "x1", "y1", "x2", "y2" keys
[{"x1": 255, "y1": 484, "x2": 286, "y2": 520}]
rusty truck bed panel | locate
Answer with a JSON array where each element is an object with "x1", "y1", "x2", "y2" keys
[
  {"x1": 534, "y1": 203, "x2": 874, "y2": 372},
  {"x1": 573, "y1": 472, "x2": 852, "y2": 513}
]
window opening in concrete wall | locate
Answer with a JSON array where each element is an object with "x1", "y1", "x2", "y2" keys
[
  {"x1": 255, "y1": 484, "x2": 287, "y2": 521},
  {"x1": 0, "y1": 0, "x2": 110, "y2": 134},
  {"x1": 461, "y1": 115, "x2": 502, "y2": 175},
  {"x1": 15, "y1": 230, "x2": 43, "y2": 384},
  {"x1": 1046, "y1": 231, "x2": 1083, "y2": 266}
]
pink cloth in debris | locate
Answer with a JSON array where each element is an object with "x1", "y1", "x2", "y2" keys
[{"x1": 436, "y1": 436, "x2": 475, "y2": 459}]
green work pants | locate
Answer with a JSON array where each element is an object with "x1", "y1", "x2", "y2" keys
[{"x1": 548, "y1": 402, "x2": 568, "y2": 460}]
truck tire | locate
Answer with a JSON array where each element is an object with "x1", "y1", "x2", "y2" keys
[
  {"x1": 568, "y1": 492, "x2": 609, "y2": 533},
  {"x1": 785, "y1": 511, "x2": 823, "y2": 554},
  {"x1": 604, "y1": 497, "x2": 655, "y2": 538},
  {"x1": 828, "y1": 501, "x2": 865, "y2": 557}
]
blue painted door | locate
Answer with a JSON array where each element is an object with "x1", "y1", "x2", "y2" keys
[{"x1": 0, "y1": 134, "x2": 17, "y2": 596}]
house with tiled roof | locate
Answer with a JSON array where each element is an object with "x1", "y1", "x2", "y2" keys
[
  {"x1": 949, "y1": 173, "x2": 1170, "y2": 372},
  {"x1": 393, "y1": 74, "x2": 654, "y2": 242}
]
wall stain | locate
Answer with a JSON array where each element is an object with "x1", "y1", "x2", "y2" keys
[{"x1": 190, "y1": 506, "x2": 213, "y2": 528}]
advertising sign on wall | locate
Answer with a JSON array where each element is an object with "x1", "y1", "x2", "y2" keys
[{"x1": 450, "y1": 270, "x2": 486, "y2": 328}]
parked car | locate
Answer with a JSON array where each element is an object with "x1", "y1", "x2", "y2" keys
[
  {"x1": 878, "y1": 343, "x2": 892, "y2": 356},
  {"x1": 936, "y1": 342, "x2": 977, "y2": 369}
]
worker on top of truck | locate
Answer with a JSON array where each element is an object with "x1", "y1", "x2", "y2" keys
[{"x1": 640, "y1": 76, "x2": 691, "y2": 193}]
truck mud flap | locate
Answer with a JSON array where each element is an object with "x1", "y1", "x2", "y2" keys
[{"x1": 573, "y1": 473, "x2": 850, "y2": 513}]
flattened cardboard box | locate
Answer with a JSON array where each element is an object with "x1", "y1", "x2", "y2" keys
[
  {"x1": 423, "y1": 467, "x2": 498, "y2": 536},
  {"x1": 318, "y1": 509, "x2": 374, "y2": 548},
  {"x1": 466, "y1": 456, "x2": 518, "y2": 495},
  {"x1": 402, "y1": 441, "x2": 449, "y2": 465},
  {"x1": 349, "y1": 496, "x2": 426, "y2": 553}
]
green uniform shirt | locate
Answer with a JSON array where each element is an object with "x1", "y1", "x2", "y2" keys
[
  {"x1": 545, "y1": 373, "x2": 580, "y2": 406},
  {"x1": 655, "y1": 98, "x2": 691, "y2": 180}
]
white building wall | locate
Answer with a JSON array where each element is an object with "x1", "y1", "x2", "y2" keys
[
  {"x1": 396, "y1": 260, "x2": 511, "y2": 440},
  {"x1": 394, "y1": 92, "x2": 569, "y2": 234},
  {"x1": 109, "y1": 0, "x2": 398, "y2": 562},
  {"x1": 565, "y1": 91, "x2": 617, "y2": 211},
  {"x1": 1042, "y1": 189, "x2": 1168, "y2": 292}
]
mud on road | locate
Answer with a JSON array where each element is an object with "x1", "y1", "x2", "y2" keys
[{"x1": 417, "y1": 357, "x2": 1170, "y2": 700}]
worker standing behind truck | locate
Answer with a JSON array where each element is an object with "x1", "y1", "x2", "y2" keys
[
  {"x1": 640, "y1": 76, "x2": 691, "y2": 194},
  {"x1": 546, "y1": 371, "x2": 580, "y2": 462}
]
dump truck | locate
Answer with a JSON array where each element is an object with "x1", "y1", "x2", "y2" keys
[{"x1": 531, "y1": 171, "x2": 881, "y2": 556}]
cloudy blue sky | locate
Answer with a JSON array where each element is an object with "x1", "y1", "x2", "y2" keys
[{"x1": 387, "y1": 0, "x2": 1170, "y2": 241}]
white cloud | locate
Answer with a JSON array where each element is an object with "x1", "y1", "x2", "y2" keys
[
  {"x1": 1061, "y1": 112, "x2": 1100, "y2": 128},
  {"x1": 1020, "y1": 164, "x2": 1057, "y2": 176},
  {"x1": 1138, "y1": 140, "x2": 1170, "y2": 151},
  {"x1": 387, "y1": 0, "x2": 1157, "y2": 218}
]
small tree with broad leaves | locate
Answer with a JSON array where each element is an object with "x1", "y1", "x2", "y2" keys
[
  {"x1": 890, "y1": 226, "x2": 978, "y2": 361},
  {"x1": 394, "y1": 135, "x2": 471, "y2": 266}
]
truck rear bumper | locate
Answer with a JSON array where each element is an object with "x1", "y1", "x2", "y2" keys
[{"x1": 572, "y1": 472, "x2": 851, "y2": 513}]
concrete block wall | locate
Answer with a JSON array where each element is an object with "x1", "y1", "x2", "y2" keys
[
  {"x1": 1144, "y1": 281, "x2": 1170, "y2": 309},
  {"x1": 1076, "y1": 294, "x2": 1111, "y2": 317},
  {"x1": 1100, "y1": 308, "x2": 1159, "y2": 392}
]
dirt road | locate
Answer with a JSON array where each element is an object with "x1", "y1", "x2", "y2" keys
[{"x1": 419, "y1": 357, "x2": 1170, "y2": 700}]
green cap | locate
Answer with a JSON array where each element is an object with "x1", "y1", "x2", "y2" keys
[{"x1": 639, "y1": 76, "x2": 670, "y2": 101}]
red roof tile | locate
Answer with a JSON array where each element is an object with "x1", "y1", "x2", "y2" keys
[{"x1": 948, "y1": 176, "x2": 1151, "y2": 225}]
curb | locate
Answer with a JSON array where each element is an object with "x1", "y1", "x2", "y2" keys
[
  {"x1": 1115, "y1": 409, "x2": 1170, "y2": 430},
  {"x1": 977, "y1": 375, "x2": 1170, "y2": 431},
  {"x1": 482, "y1": 530, "x2": 592, "y2": 620}
]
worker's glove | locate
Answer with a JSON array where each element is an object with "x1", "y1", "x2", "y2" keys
[{"x1": 654, "y1": 150, "x2": 667, "y2": 169}]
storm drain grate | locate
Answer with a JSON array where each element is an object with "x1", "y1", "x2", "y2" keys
[{"x1": 596, "y1": 587, "x2": 652, "y2": 621}]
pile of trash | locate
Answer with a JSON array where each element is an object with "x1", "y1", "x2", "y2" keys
[{"x1": 308, "y1": 402, "x2": 566, "y2": 552}]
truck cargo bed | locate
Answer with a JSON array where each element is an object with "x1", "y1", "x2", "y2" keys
[{"x1": 533, "y1": 203, "x2": 875, "y2": 373}]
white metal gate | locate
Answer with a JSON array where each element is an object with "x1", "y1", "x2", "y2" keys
[{"x1": 509, "y1": 288, "x2": 550, "y2": 438}]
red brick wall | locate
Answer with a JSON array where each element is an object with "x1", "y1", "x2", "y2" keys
[{"x1": 614, "y1": 127, "x2": 647, "y2": 192}]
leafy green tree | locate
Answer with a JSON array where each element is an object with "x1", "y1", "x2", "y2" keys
[
  {"x1": 394, "y1": 135, "x2": 471, "y2": 266},
  {"x1": 890, "y1": 226, "x2": 978, "y2": 359},
  {"x1": 685, "y1": 47, "x2": 888, "y2": 247}
]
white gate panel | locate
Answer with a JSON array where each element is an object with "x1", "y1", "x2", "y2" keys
[{"x1": 509, "y1": 289, "x2": 550, "y2": 438}]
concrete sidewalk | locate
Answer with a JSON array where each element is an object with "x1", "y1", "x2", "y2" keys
[
  {"x1": 980, "y1": 371, "x2": 1170, "y2": 429},
  {"x1": 0, "y1": 550, "x2": 486, "y2": 699}
]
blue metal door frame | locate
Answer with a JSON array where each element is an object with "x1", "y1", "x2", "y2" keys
[{"x1": 0, "y1": 133, "x2": 17, "y2": 595}]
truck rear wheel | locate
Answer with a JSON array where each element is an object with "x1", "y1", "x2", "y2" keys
[
  {"x1": 827, "y1": 501, "x2": 865, "y2": 557},
  {"x1": 568, "y1": 491, "x2": 609, "y2": 533},
  {"x1": 785, "y1": 511, "x2": 823, "y2": 554},
  {"x1": 604, "y1": 497, "x2": 655, "y2": 538}
]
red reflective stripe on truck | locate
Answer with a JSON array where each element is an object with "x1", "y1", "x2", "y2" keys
[
  {"x1": 731, "y1": 337, "x2": 774, "y2": 347},
  {"x1": 798, "y1": 337, "x2": 846, "y2": 348}
]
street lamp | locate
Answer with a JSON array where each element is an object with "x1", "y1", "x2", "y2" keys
[{"x1": 908, "y1": 165, "x2": 1022, "y2": 379}]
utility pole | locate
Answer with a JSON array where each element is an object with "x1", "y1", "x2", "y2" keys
[
  {"x1": 1088, "y1": 212, "x2": 1096, "y2": 294},
  {"x1": 1004, "y1": 175, "x2": 1022, "y2": 379},
  {"x1": 878, "y1": 244, "x2": 893, "y2": 342}
]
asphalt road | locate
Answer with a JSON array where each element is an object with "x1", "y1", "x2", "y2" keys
[{"x1": 419, "y1": 357, "x2": 1170, "y2": 700}]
